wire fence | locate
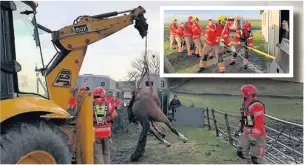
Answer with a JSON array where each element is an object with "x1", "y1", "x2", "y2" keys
[{"x1": 203, "y1": 107, "x2": 303, "y2": 164}]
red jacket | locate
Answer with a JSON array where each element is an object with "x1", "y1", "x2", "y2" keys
[
  {"x1": 221, "y1": 27, "x2": 232, "y2": 46},
  {"x1": 235, "y1": 30, "x2": 253, "y2": 47},
  {"x1": 175, "y1": 24, "x2": 185, "y2": 37},
  {"x1": 205, "y1": 24, "x2": 216, "y2": 45},
  {"x1": 183, "y1": 21, "x2": 193, "y2": 37},
  {"x1": 215, "y1": 24, "x2": 223, "y2": 43},
  {"x1": 243, "y1": 22, "x2": 252, "y2": 30},
  {"x1": 242, "y1": 98, "x2": 266, "y2": 137},
  {"x1": 68, "y1": 96, "x2": 77, "y2": 108},
  {"x1": 192, "y1": 23, "x2": 203, "y2": 40},
  {"x1": 169, "y1": 23, "x2": 177, "y2": 35},
  {"x1": 106, "y1": 96, "x2": 116, "y2": 112}
]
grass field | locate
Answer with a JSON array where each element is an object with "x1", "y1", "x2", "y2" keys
[
  {"x1": 164, "y1": 19, "x2": 262, "y2": 30},
  {"x1": 170, "y1": 93, "x2": 303, "y2": 122},
  {"x1": 112, "y1": 126, "x2": 239, "y2": 164}
]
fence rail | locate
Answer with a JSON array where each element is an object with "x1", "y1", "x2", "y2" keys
[{"x1": 202, "y1": 107, "x2": 303, "y2": 164}]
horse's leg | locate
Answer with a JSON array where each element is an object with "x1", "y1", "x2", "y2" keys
[
  {"x1": 149, "y1": 122, "x2": 171, "y2": 147},
  {"x1": 130, "y1": 117, "x2": 150, "y2": 162},
  {"x1": 156, "y1": 115, "x2": 188, "y2": 143},
  {"x1": 151, "y1": 121, "x2": 166, "y2": 138}
]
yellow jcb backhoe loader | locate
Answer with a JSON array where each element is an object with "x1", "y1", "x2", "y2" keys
[{"x1": 0, "y1": 1, "x2": 148, "y2": 164}]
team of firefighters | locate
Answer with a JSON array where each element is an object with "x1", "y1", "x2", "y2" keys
[
  {"x1": 169, "y1": 15, "x2": 253, "y2": 73},
  {"x1": 68, "y1": 83, "x2": 265, "y2": 164}
]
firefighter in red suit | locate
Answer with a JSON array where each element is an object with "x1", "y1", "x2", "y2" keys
[
  {"x1": 175, "y1": 22, "x2": 185, "y2": 53},
  {"x1": 232, "y1": 26, "x2": 253, "y2": 69},
  {"x1": 115, "y1": 92, "x2": 123, "y2": 110},
  {"x1": 184, "y1": 16, "x2": 194, "y2": 57},
  {"x1": 169, "y1": 18, "x2": 178, "y2": 50},
  {"x1": 198, "y1": 19, "x2": 218, "y2": 72},
  {"x1": 218, "y1": 21, "x2": 238, "y2": 72},
  {"x1": 237, "y1": 84, "x2": 266, "y2": 164},
  {"x1": 93, "y1": 87, "x2": 118, "y2": 164},
  {"x1": 191, "y1": 16, "x2": 204, "y2": 58}
]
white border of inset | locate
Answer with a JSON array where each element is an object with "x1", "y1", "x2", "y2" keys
[{"x1": 160, "y1": 6, "x2": 294, "y2": 78}]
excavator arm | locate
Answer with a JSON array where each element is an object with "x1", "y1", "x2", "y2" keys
[{"x1": 43, "y1": 6, "x2": 148, "y2": 110}]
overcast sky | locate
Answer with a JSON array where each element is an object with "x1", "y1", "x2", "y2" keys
[
  {"x1": 164, "y1": 10, "x2": 261, "y2": 23},
  {"x1": 36, "y1": 1, "x2": 161, "y2": 81}
]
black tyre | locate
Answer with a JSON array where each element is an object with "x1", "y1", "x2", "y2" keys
[{"x1": 0, "y1": 120, "x2": 71, "y2": 164}]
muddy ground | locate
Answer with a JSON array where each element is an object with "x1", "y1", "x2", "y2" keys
[
  {"x1": 167, "y1": 51, "x2": 270, "y2": 73},
  {"x1": 164, "y1": 28, "x2": 271, "y2": 74}
]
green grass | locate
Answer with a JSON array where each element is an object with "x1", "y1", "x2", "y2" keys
[
  {"x1": 144, "y1": 127, "x2": 239, "y2": 164},
  {"x1": 164, "y1": 40, "x2": 177, "y2": 56},
  {"x1": 171, "y1": 93, "x2": 303, "y2": 122}
]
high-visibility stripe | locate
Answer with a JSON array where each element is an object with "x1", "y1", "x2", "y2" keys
[
  {"x1": 252, "y1": 128, "x2": 261, "y2": 134},
  {"x1": 206, "y1": 40, "x2": 213, "y2": 44},
  {"x1": 223, "y1": 34, "x2": 228, "y2": 37},
  {"x1": 248, "y1": 37, "x2": 253, "y2": 39},
  {"x1": 253, "y1": 111, "x2": 264, "y2": 117},
  {"x1": 243, "y1": 59, "x2": 248, "y2": 65},
  {"x1": 199, "y1": 61, "x2": 205, "y2": 67}
]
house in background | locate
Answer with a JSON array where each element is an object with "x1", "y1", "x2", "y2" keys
[
  {"x1": 77, "y1": 74, "x2": 119, "y2": 94},
  {"x1": 136, "y1": 73, "x2": 168, "y2": 95}
]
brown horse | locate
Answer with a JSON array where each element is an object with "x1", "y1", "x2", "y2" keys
[{"x1": 127, "y1": 91, "x2": 188, "y2": 162}]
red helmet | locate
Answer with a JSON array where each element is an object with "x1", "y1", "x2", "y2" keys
[
  {"x1": 240, "y1": 84, "x2": 257, "y2": 97},
  {"x1": 188, "y1": 16, "x2": 193, "y2": 21},
  {"x1": 80, "y1": 86, "x2": 86, "y2": 92},
  {"x1": 93, "y1": 86, "x2": 106, "y2": 97}
]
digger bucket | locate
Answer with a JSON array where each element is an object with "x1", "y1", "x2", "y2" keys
[{"x1": 133, "y1": 6, "x2": 148, "y2": 38}]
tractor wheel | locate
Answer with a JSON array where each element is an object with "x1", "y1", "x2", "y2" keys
[{"x1": 0, "y1": 120, "x2": 71, "y2": 164}]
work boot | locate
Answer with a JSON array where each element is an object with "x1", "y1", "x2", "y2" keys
[
  {"x1": 208, "y1": 56, "x2": 214, "y2": 59},
  {"x1": 197, "y1": 67, "x2": 205, "y2": 73},
  {"x1": 244, "y1": 65, "x2": 248, "y2": 70},
  {"x1": 229, "y1": 61, "x2": 236, "y2": 65}
]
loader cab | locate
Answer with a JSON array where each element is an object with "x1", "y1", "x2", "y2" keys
[{"x1": 0, "y1": 1, "x2": 48, "y2": 100}]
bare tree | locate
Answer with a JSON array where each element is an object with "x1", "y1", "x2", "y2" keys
[{"x1": 126, "y1": 50, "x2": 160, "y2": 81}]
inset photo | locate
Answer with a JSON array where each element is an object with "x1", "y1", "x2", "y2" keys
[{"x1": 160, "y1": 6, "x2": 293, "y2": 78}]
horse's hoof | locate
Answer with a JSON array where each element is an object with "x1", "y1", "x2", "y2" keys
[
  {"x1": 163, "y1": 140, "x2": 171, "y2": 147},
  {"x1": 130, "y1": 155, "x2": 140, "y2": 162},
  {"x1": 160, "y1": 134, "x2": 166, "y2": 138},
  {"x1": 183, "y1": 139, "x2": 188, "y2": 143}
]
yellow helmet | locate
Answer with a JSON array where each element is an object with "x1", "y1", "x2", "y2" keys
[
  {"x1": 192, "y1": 16, "x2": 198, "y2": 21},
  {"x1": 172, "y1": 18, "x2": 177, "y2": 23},
  {"x1": 218, "y1": 15, "x2": 226, "y2": 22}
]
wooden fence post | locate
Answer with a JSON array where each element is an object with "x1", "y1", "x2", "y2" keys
[
  {"x1": 203, "y1": 108, "x2": 206, "y2": 128},
  {"x1": 224, "y1": 113, "x2": 233, "y2": 145},
  {"x1": 206, "y1": 107, "x2": 211, "y2": 130},
  {"x1": 211, "y1": 108, "x2": 219, "y2": 137}
]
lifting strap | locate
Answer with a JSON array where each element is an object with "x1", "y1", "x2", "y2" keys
[{"x1": 136, "y1": 36, "x2": 153, "y2": 97}]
